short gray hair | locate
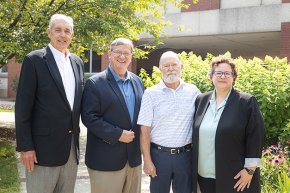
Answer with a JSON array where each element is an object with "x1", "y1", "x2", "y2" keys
[
  {"x1": 159, "y1": 51, "x2": 181, "y2": 68},
  {"x1": 48, "y1": 14, "x2": 74, "y2": 32},
  {"x1": 110, "y1": 38, "x2": 134, "y2": 52}
]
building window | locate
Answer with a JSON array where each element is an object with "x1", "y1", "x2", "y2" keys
[{"x1": 84, "y1": 49, "x2": 101, "y2": 73}]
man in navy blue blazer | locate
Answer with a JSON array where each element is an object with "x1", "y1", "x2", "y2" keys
[{"x1": 81, "y1": 38, "x2": 144, "y2": 193}]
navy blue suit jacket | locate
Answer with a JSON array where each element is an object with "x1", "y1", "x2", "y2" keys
[
  {"x1": 15, "y1": 46, "x2": 84, "y2": 166},
  {"x1": 81, "y1": 68, "x2": 144, "y2": 171}
]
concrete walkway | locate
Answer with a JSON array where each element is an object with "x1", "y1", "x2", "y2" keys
[{"x1": 0, "y1": 110, "x2": 151, "y2": 193}]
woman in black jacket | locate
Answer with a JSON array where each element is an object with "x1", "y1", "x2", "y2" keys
[{"x1": 192, "y1": 56, "x2": 265, "y2": 193}]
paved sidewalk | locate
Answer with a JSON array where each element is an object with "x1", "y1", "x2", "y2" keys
[{"x1": 0, "y1": 110, "x2": 151, "y2": 193}]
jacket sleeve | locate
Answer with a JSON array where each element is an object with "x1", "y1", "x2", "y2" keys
[
  {"x1": 245, "y1": 96, "x2": 265, "y2": 158},
  {"x1": 15, "y1": 55, "x2": 37, "y2": 152}
]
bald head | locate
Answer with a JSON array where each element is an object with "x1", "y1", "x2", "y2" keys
[{"x1": 159, "y1": 51, "x2": 181, "y2": 68}]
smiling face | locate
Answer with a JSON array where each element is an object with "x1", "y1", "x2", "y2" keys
[
  {"x1": 47, "y1": 19, "x2": 74, "y2": 54},
  {"x1": 160, "y1": 56, "x2": 182, "y2": 84},
  {"x1": 109, "y1": 44, "x2": 132, "y2": 77},
  {"x1": 211, "y1": 62, "x2": 234, "y2": 92}
]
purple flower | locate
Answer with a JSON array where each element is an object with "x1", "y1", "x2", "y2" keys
[{"x1": 270, "y1": 145, "x2": 278, "y2": 151}]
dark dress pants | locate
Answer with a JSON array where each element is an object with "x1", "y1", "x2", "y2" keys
[
  {"x1": 150, "y1": 147, "x2": 192, "y2": 193},
  {"x1": 198, "y1": 175, "x2": 216, "y2": 193}
]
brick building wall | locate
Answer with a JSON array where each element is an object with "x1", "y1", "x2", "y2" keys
[
  {"x1": 280, "y1": 22, "x2": 290, "y2": 59},
  {"x1": 181, "y1": 0, "x2": 220, "y2": 12},
  {"x1": 7, "y1": 58, "x2": 22, "y2": 98}
]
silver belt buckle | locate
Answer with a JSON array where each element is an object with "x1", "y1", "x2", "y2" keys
[
  {"x1": 170, "y1": 149, "x2": 176, "y2": 154},
  {"x1": 171, "y1": 148, "x2": 179, "y2": 154}
]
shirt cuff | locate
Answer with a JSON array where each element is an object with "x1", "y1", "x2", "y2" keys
[{"x1": 244, "y1": 158, "x2": 262, "y2": 168}]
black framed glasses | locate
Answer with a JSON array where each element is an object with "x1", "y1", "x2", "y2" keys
[{"x1": 213, "y1": 71, "x2": 233, "y2": 78}]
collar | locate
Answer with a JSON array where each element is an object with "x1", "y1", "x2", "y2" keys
[
  {"x1": 210, "y1": 88, "x2": 232, "y2": 109},
  {"x1": 159, "y1": 79, "x2": 184, "y2": 91},
  {"x1": 48, "y1": 43, "x2": 71, "y2": 59},
  {"x1": 109, "y1": 66, "x2": 131, "y2": 82},
  {"x1": 210, "y1": 88, "x2": 232, "y2": 101}
]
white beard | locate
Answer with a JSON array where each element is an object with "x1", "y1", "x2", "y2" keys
[{"x1": 163, "y1": 72, "x2": 182, "y2": 84}]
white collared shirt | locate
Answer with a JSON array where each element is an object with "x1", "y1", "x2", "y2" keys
[
  {"x1": 48, "y1": 44, "x2": 75, "y2": 110},
  {"x1": 137, "y1": 80, "x2": 201, "y2": 147}
]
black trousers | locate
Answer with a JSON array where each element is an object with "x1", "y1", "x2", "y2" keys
[
  {"x1": 150, "y1": 147, "x2": 192, "y2": 193},
  {"x1": 198, "y1": 175, "x2": 216, "y2": 193}
]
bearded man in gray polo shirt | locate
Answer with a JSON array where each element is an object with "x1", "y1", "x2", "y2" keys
[{"x1": 137, "y1": 51, "x2": 201, "y2": 193}]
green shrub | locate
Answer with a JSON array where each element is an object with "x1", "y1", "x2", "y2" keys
[
  {"x1": 139, "y1": 52, "x2": 290, "y2": 146},
  {"x1": 0, "y1": 140, "x2": 20, "y2": 193},
  {"x1": 235, "y1": 56, "x2": 290, "y2": 145},
  {"x1": 279, "y1": 120, "x2": 290, "y2": 148}
]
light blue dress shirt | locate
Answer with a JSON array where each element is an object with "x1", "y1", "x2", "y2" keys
[
  {"x1": 109, "y1": 67, "x2": 135, "y2": 124},
  {"x1": 198, "y1": 90, "x2": 231, "y2": 178}
]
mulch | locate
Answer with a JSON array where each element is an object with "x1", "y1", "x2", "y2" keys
[{"x1": 0, "y1": 127, "x2": 16, "y2": 140}]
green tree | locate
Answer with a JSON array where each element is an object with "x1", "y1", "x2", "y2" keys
[{"x1": 0, "y1": 0, "x2": 196, "y2": 67}]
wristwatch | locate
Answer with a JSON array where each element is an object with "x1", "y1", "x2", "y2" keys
[{"x1": 244, "y1": 168, "x2": 255, "y2": 175}]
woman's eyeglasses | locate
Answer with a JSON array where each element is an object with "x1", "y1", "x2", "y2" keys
[{"x1": 213, "y1": 71, "x2": 233, "y2": 78}]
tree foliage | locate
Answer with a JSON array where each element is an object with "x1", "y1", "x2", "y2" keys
[
  {"x1": 0, "y1": 0, "x2": 196, "y2": 67},
  {"x1": 140, "y1": 52, "x2": 290, "y2": 146}
]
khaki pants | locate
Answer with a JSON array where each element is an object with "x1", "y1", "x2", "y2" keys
[{"x1": 88, "y1": 163, "x2": 141, "y2": 193}]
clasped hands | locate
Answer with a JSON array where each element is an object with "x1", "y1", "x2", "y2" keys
[{"x1": 119, "y1": 130, "x2": 135, "y2": 143}]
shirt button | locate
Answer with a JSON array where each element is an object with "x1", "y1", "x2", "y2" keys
[{"x1": 69, "y1": 130, "x2": 72, "y2": 133}]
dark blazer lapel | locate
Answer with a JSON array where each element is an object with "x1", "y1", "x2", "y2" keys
[
  {"x1": 130, "y1": 74, "x2": 142, "y2": 127},
  {"x1": 195, "y1": 92, "x2": 212, "y2": 130},
  {"x1": 69, "y1": 55, "x2": 80, "y2": 107},
  {"x1": 222, "y1": 89, "x2": 236, "y2": 110},
  {"x1": 216, "y1": 89, "x2": 236, "y2": 131},
  {"x1": 106, "y1": 69, "x2": 131, "y2": 124},
  {"x1": 44, "y1": 46, "x2": 69, "y2": 107}
]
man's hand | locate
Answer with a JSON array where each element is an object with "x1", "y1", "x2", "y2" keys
[
  {"x1": 234, "y1": 169, "x2": 254, "y2": 192},
  {"x1": 143, "y1": 160, "x2": 157, "y2": 178},
  {"x1": 20, "y1": 150, "x2": 38, "y2": 172},
  {"x1": 119, "y1": 130, "x2": 135, "y2": 143}
]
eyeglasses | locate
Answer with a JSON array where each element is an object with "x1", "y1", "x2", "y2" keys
[
  {"x1": 213, "y1": 71, "x2": 233, "y2": 78},
  {"x1": 162, "y1": 63, "x2": 179, "y2": 69},
  {"x1": 112, "y1": 50, "x2": 132, "y2": 57}
]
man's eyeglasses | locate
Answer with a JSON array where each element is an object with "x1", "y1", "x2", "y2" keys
[
  {"x1": 112, "y1": 50, "x2": 132, "y2": 57},
  {"x1": 162, "y1": 63, "x2": 179, "y2": 69},
  {"x1": 213, "y1": 71, "x2": 233, "y2": 78}
]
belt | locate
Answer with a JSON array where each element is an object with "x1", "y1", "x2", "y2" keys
[{"x1": 151, "y1": 143, "x2": 192, "y2": 154}]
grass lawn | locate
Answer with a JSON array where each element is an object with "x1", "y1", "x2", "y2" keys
[{"x1": 0, "y1": 140, "x2": 20, "y2": 193}]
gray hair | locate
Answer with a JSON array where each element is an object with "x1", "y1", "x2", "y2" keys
[
  {"x1": 110, "y1": 38, "x2": 134, "y2": 52},
  {"x1": 48, "y1": 14, "x2": 74, "y2": 32},
  {"x1": 159, "y1": 51, "x2": 181, "y2": 68}
]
